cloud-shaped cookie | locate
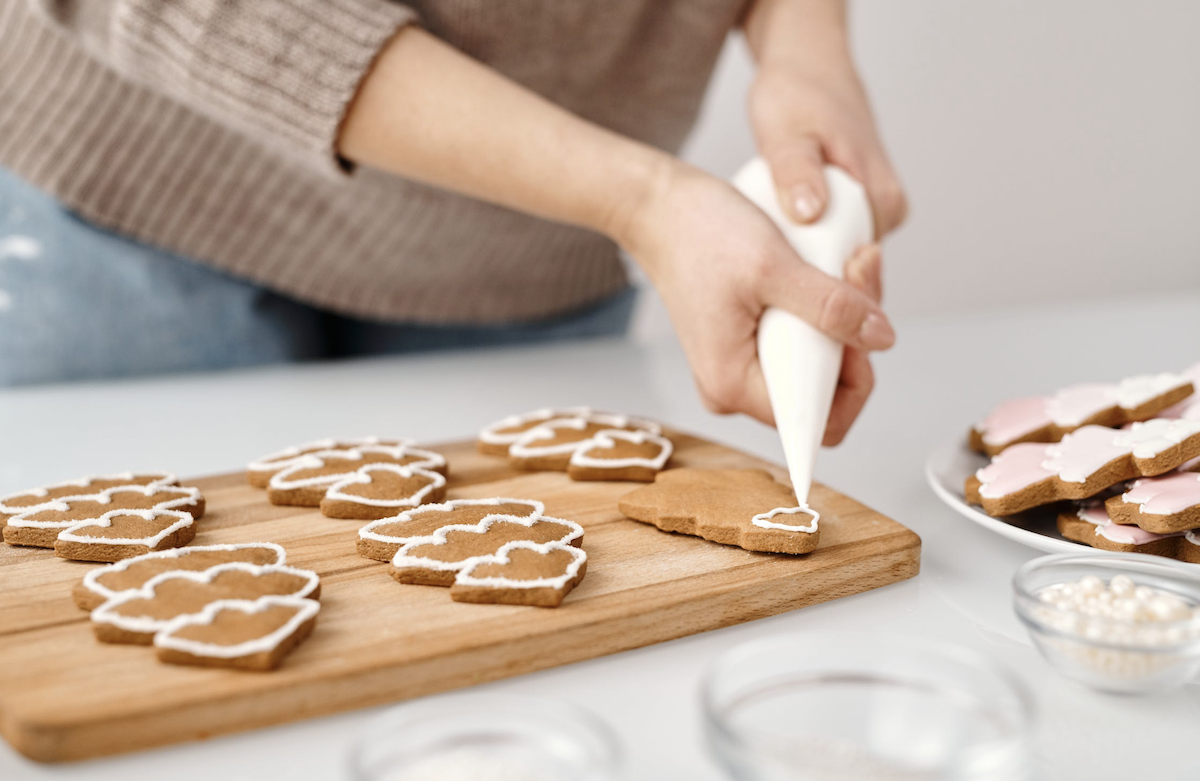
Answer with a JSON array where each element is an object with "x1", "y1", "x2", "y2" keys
[
  {"x1": 966, "y1": 419, "x2": 1200, "y2": 516},
  {"x1": 154, "y1": 596, "x2": 320, "y2": 671},
  {"x1": 250, "y1": 441, "x2": 448, "y2": 520},
  {"x1": 618, "y1": 469, "x2": 819, "y2": 555},
  {"x1": 3, "y1": 483, "x2": 205, "y2": 562},
  {"x1": 478, "y1": 408, "x2": 671, "y2": 482},
  {"x1": 1058, "y1": 501, "x2": 1200, "y2": 563},
  {"x1": 1105, "y1": 469, "x2": 1200, "y2": 534},
  {"x1": 0, "y1": 472, "x2": 175, "y2": 530},
  {"x1": 358, "y1": 498, "x2": 544, "y2": 562},
  {"x1": 970, "y1": 369, "x2": 1194, "y2": 456},
  {"x1": 450, "y1": 540, "x2": 588, "y2": 608}
]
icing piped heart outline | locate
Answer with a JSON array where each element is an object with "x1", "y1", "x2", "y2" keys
[{"x1": 154, "y1": 595, "x2": 320, "y2": 662}]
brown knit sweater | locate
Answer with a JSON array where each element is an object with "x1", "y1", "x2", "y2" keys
[{"x1": 0, "y1": 0, "x2": 746, "y2": 323}]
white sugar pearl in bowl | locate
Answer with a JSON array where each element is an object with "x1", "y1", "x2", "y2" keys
[{"x1": 1013, "y1": 552, "x2": 1200, "y2": 694}]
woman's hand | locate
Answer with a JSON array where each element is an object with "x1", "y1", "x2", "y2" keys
[{"x1": 615, "y1": 164, "x2": 894, "y2": 438}]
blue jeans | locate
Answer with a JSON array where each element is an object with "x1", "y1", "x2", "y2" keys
[{"x1": 0, "y1": 168, "x2": 635, "y2": 386}]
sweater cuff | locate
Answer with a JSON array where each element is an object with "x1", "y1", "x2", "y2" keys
[{"x1": 111, "y1": 0, "x2": 418, "y2": 174}]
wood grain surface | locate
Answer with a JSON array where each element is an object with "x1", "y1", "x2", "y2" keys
[{"x1": 0, "y1": 433, "x2": 921, "y2": 762}]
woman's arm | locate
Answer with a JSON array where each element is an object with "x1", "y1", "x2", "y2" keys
[{"x1": 338, "y1": 27, "x2": 895, "y2": 437}]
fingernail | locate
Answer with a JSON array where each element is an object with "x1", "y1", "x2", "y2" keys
[
  {"x1": 858, "y1": 312, "x2": 895, "y2": 350},
  {"x1": 792, "y1": 184, "x2": 821, "y2": 222}
]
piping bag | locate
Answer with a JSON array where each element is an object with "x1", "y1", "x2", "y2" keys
[{"x1": 732, "y1": 159, "x2": 874, "y2": 521}]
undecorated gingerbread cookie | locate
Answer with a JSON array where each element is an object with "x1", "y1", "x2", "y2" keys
[
  {"x1": 1058, "y1": 502, "x2": 1200, "y2": 563},
  {"x1": 91, "y1": 562, "x2": 320, "y2": 645},
  {"x1": 449, "y1": 540, "x2": 588, "y2": 608},
  {"x1": 251, "y1": 441, "x2": 448, "y2": 519},
  {"x1": 567, "y1": 429, "x2": 673, "y2": 482},
  {"x1": 3, "y1": 483, "x2": 205, "y2": 562},
  {"x1": 1105, "y1": 470, "x2": 1200, "y2": 534},
  {"x1": 970, "y1": 370, "x2": 1193, "y2": 456},
  {"x1": 358, "y1": 498, "x2": 544, "y2": 562},
  {"x1": 618, "y1": 469, "x2": 819, "y2": 555},
  {"x1": 74, "y1": 542, "x2": 287, "y2": 611},
  {"x1": 966, "y1": 420, "x2": 1200, "y2": 516},
  {"x1": 154, "y1": 596, "x2": 320, "y2": 671},
  {"x1": 390, "y1": 512, "x2": 585, "y2": 587}
]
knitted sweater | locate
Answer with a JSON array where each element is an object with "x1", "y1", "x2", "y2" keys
[{"x1": 0, "y1": 0, "x2": 745, "y2": 323}]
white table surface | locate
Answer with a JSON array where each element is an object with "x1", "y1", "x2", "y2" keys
[{"x1": 3, "y1": 291, "x2": 1199, "y2": 780}]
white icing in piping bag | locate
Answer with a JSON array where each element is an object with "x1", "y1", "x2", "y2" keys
[{"x1": 733, "y1": 159, "x2": 874, "y2": 509}]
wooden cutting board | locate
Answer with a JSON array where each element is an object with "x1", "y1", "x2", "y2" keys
[{"x1": 0, "y1": 432, "x2": 920, "y2": 762}]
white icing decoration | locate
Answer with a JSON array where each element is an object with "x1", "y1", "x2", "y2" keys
[
  {"x1": 478, "y1": 408, "x2": 593, "y2": 446},
  {"x1": 1112, "y1": 373, "x2": 1191, "y2": 410},
  {"x1": 91, "y1": 561, "x2": 320, "y2": 636},
  {"x1": 4, "y1": 484, "x2": 202, "y2": 533},
  {"x1": 0, "y1": 472, "x2": 176, "y2": 516},
  {"x1": 391, "y1": 514, "x2": 584, "y2": 575},
  {"x1": 358, "y1": 498, "x2": 545, "y2": 545},
  {"x1": 751, "y1": 505, "x2": 819, "y2": 533},
  {"x1": 567, "y1": 429, "x2": 673, "y2": 471},
  {"x1": 57, "y1": 508, "x2": 195, "y2": 548},
  {"x1": 1112, "y1": 419, "x2": 1200, "y2": 459},
  {"x1": 154, "y1": 595, "x2": 320, "y2": 660},
  {"x1": 509, "y1": 413, "x2": 661, "y2": 459},
  {"x1": 79, "y1": 542, "x2": 287, "y2": 604},
  {"x1": 1187, "y1": 530, "x2": 1200, "y2": 547},
  {"x1": 323, "y1": 464, "x2": 446, "y2": 508},
  {"x1": 454, "y1": 540, "x2": 587, "y2": 591},
  {"x1": 247, "y1": 437, "x2": 412, "y2": 474},
  {"x1": 267, "y1": 445, "x2": 445, "y2": 491}
]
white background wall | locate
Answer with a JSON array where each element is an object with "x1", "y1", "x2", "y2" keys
[{"x1": 675, "y1": 0, "x2": 1200, "y2": 319}]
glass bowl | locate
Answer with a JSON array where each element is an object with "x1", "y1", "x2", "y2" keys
[
  {"x1": 347, "y1": 692, "x2": 622, "y2": 781},
  {"x1": 702, "y1": 632, "x2": 1035, "y2": 781},
  {"x1": 1013, "y1": 552, "x2": 1200, "y2": 694}
]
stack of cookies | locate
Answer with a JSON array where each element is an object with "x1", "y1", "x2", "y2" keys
[{"x1": 965, "y1": 365, "x2": 1200, "y2": 562}]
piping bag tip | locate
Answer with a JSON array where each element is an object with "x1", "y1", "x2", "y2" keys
[{"x1": 733, "y1": 159, "x2": 874, "y2": 510}]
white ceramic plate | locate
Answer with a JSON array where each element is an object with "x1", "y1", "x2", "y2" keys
[{"x1": 924, "y1": 434, "x2": 1083, "y2": 554}]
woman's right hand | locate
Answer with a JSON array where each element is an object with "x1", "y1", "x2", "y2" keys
[{"x1": 613, "y1": 162, "x2": 895, "y2": 440}]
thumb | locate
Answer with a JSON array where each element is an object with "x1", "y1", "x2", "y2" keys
[
  {"x1": 762, "y1": 134, "x2": 828, "y2": 225},
  {"x1": 760, "y1": 245, "x2": 895, "y2": 352}
]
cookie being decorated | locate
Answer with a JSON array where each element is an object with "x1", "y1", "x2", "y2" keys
[
  {"x1": 1105, "y1": 471, "x2": 1200, "y2": 534},
  {"x1": 0, "y1": 472, "x2": 176, "y2": 530},
  {"x1": 358, "y1": 498, "x2": 544, "y2": 562},
  {"x1": 618, "y1": 469, "x2": 819, "y2": 555},
  {"x1": 390, "y1": 513, "x2": 584, "y2": 587},
  {"x1": 567, "y1": 429, "x2": 673, "y2": 482},
  {"x1": 154, "y1": 596, "x2": 320, "y2": 671},
  {"x1": 449, "y1": 540, "x2": 588, "y2": 608},
  {"x1": 966, "y1": 420, "x2": 1200, "y2": 516},
  {"x1": 1058, "y1": 502, "x2": 1200, "y2": 563},
  {"x1": 247, "y1": 437, "x2": 410, "y2": 487},
  {"x1": 970, "y1": 370, "x2": 1194, "y2": 456},
  {"x1": 3, "y1": 484, "x2": 205, "y2": 561},
  {"x1": 74, "y1": 542, "x2": 287, "y2": 611},
  {"x1": 320, "y1": 463, "x2": 447, "y2": 520},
  {"x1": 91, "y1": 562, "x2": 320, "y2": 644}
]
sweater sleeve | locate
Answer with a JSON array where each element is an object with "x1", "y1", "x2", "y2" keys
[{"x1": 28, "y1": 0, "x2": 418, "y2": 174}]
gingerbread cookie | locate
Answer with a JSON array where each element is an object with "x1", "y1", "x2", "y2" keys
[
  {"x1": 74, "y1": 542, "x2": 287, "y2": 611},
  {"x1": 509, "y1": 413, "x2": 661, "y2": 472},
  {"x1": 1058, "y1": 502, "x2": 1200, "y2": 563},
  {"x1": 449, "y1": 540, "x2": 588, "y2": 608},
  {"x1": 966, "y1": 420, "x2": 1200, "y2": 516},
  {"x1": 0, "y1": 472, "x2": 175, "y2": 530},
  {"x1": 154, "y1": 596, "x2": 320, "y2": 671},
  {"x1": 91, "y1": 562, "x2": 320, "y2": 644},
  {"x1": 477, "y1": 408, "x2": 591, "y2": 456},
  {"x1": 389, "y1": 512, "x2": 585, "y2": 588},
  {"x1": 567, "y1": 429, "x2": 673, "y2": 482},
  {"x1": 1105, "y1": 471, "x2": 1200, "y2": 534},
  {"x1": 358, "y1": 498, "x2": 544, "y2": 562},
  {"x1": 3, "y1": 483, "x2": 205, "y2": 561},
  {"x1": 247, "y1": 437, "x2": 410, "y2": 487},
  {"x1": 618, "y1": 469, "x2": 819, "y2": 555},
  {"x1": 970, "y1": 371, "x2": 1193, "y2": 456},
  {"x1": 320, "y1": 464, "x2": 447, "y2": 520},
  {"x1": 1160, "y1": 364, "x2": 1200, "y2": 422}
]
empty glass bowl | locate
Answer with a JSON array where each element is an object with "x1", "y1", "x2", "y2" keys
[
  {"x1": 1013, "y1": 552, "x2": 1200, "y2": 694},
  {"x1": 702, "y1": 632, "x2": 1035, "y2": 781},
  {"x1": 348, "y1": 693, "x2": 621, "y2": 781}
]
